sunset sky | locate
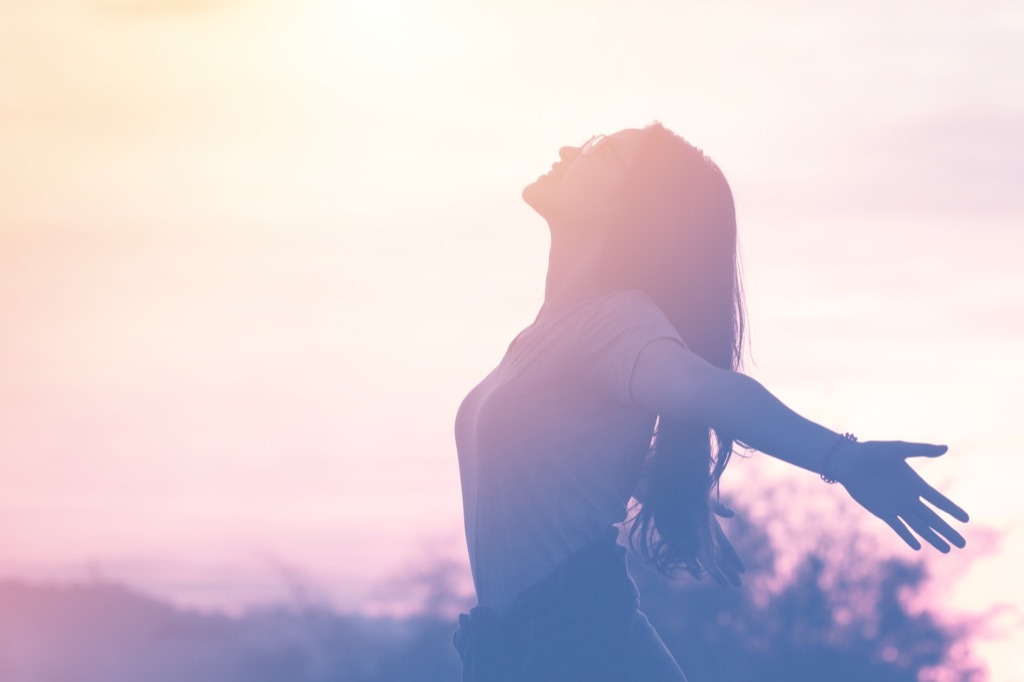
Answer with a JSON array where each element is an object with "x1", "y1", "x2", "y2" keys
[{"x1": 1, "y1": 0, "x2": 1022, "y2": 677}]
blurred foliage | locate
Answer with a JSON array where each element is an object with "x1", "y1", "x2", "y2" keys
[
  {"x1": 0, "y1": 580, "x2": 463, "y2": 682},
  {"x1": 627, "y1": 505, "x2": 984, "y2": 682},
  {"x1": 0, "y1": 499, "x2": 985, "y2": 682}
]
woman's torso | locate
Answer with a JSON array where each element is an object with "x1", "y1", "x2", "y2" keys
[{"x1": 455, "y1": 290, "x2": 684, "y2": 615}]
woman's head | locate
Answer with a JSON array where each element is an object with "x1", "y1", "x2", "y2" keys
[
  {"x1": 531, "y1": 122, "x2": 746, "y2": 577},
  {"x1": 521, "y1": 128, "x2": 645, "y2": 232},
  {"x1": 524, "y1": 125, "x2": 739, "y2": 354}
]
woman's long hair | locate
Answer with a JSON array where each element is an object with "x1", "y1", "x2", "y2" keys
[{"x1": 601, "y1": 123, "x2": 746, "y2": 578}]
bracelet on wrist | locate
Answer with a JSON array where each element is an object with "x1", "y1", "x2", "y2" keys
[{"x1": 820, "y1": 432, "x2": 858, "y2": 484}]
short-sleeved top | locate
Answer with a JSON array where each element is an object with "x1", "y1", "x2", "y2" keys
[{"x1": 455, "y1": 289, "x2": 686, "y2": 616}]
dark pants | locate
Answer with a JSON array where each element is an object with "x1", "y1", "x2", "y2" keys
[{"x1": 453, "y1": 533, "x2": 687, "y2": 682}]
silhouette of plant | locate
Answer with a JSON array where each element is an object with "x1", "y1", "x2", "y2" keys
[{"x1": 627, "y1": 496, "x2": 984, "y2": 682}]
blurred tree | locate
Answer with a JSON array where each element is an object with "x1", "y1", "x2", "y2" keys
[
  {"x1": 0, "y1": 493, "x2": 984, "y2": 682},
  {"x1": 625, "y1": 495, "x2": 984, "y2": 682}
]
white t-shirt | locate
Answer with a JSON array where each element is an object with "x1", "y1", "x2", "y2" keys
[{"x1": 455, "y1": 290, "x2": 686, "y2": 616}]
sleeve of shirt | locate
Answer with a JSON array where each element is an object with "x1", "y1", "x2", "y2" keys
[{"x1": 574, "y1": 290, "x2": 688, "y2": 406}]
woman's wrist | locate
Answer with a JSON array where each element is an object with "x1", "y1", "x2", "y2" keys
[{"x1": 820, "y1": 433, "x2": 859, "y2": 484}]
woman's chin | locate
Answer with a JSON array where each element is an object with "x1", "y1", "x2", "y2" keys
[{"x1": 522, "y1": 174, "x2": 556, "y2": 215}]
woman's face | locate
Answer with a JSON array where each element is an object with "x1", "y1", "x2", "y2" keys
[{"x1": 522, "y1": 128, "x2": 645, "y2": 230}]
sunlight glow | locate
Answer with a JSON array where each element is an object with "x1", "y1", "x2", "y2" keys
[{"x1": 315, "y1": 0, "x2": 429, "y2": 65}]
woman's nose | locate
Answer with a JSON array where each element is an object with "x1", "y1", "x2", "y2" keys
[{"x1": 558, "y1": 146, "x2": 580, "y2": 162}]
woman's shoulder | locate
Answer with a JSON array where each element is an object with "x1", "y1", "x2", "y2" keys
[
  {"x1": 581, "y1": 289, "x2": 668, "y2": 325},
  {"x1": 570, "y1": 289, "x2": 681, "y2": 349},
  {"x1": 571, "y1": 289, "x2": 686, "y2": 401}
]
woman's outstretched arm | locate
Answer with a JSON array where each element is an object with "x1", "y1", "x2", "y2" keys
[{"x1": 630, "y1": 339, "x2": 970, "y2": 552}]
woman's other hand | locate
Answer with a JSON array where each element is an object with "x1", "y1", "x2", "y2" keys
[
  {"x1": 709, "y1": 501, "x2": 746, "y2": 587},
  {"x1": 831, "y1": 441, "x2": 970, "y2": 552}
]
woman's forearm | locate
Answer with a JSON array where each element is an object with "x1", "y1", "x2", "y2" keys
[
  {"x1": 631, "y1": 340, "x2": 848, "y2": 475},
  {"x1": 699, "y1": 370, "x2": 843, "y2": 476}
]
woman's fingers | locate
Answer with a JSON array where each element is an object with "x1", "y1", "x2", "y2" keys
[
  {"x1": 903, "y1": 442, "x2": 948, "y2": 458},
  {"x1": 718, "y1": 537, "x2": 746, "y2": 574},
  {"x1": 710, "y1": 553, "x2": 741, "y2": 587},
  {"x1": 712, "y1": 501, "x2": 735, "y2": 518},
  {"x1": 710, "y1": 516, "x2": 744, "y2": 586},
  {"x1": 920, "y1": 485, "x2": 970, "y2": 523},
  {"x1": 712, "y1": 518, "x2": 745, "y2": 572},
  {"x1": 902, "y1": 513, "x2": 951, "y2": 553},
  {"x1": 884, "y1": 516, "x2": 921, "y2": 550},
  {"x1": 711, "y1": 563, "x2": 741, "y2": 588},
  {"x1": 915, "y1": 503, "x2": 967, "y2": 549},
  {"x1": 719, "y1": 559, "x2": 743, "y2": 587}
]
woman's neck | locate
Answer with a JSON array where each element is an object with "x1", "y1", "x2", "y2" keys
[{"x1": 539, "y1": 228, "x2": 611, "y2": 321}]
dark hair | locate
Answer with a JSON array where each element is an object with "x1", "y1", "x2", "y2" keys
[{"x1": 601, "y1": 123, "x2": 745, "y2": 578}]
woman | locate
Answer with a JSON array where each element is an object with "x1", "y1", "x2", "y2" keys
[{"x1": 453, "y1": 123, "x2": 969, "y2": 681}]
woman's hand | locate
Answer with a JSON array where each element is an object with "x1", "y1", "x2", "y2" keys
[
  {"x1": 831, "y1": 441, "x2": 969, "y2": 552},
  {"x1": 709, "y1": 501, "x2": 746, "y2": 587}
]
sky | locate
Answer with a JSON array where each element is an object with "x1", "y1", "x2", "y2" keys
[{"x1": 1, "y1": 0, "x2": 1023, "y2": 677}]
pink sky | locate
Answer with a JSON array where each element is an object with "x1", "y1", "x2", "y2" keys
[{"x1": 1, "y1": 0, "x2": 1022, "y2": 677}]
